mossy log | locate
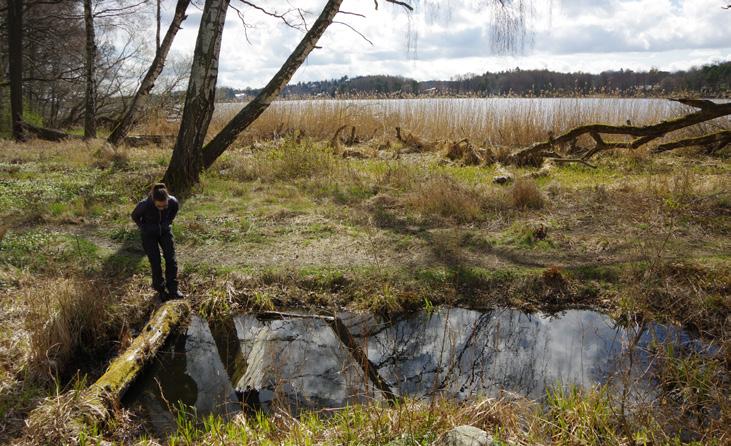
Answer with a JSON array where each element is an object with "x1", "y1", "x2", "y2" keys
[
  {"x1": 92, "y1": 300, "x2": 189, "y2": 399},
  {"x1": 26, "y1": 300, "x2": 190, "y2": 443}
]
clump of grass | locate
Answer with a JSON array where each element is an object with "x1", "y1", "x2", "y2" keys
[
  {"x1": 402, "y1": 174, "x2": 487, "y2": 223},
  {"x1": 227, "y1": 139, "x2": 339, "y2": 182},
  {"x1": 653, "y1": 344, "x2": 727, "y2": 424},
  {"x1": 91, "y1": 145, "x2": 130, "y2": 170},
  {"x1": 154, "y1": 396, "x2": 524, "y2": 446},
  {"x1": 543, "y1": 385, "x2": 624, "y2": 445},
  {"x1": 511, "y1": 178, "x2": 544, "y2": 209},
  {"x1": 622, "y1": 259, "x2": 731, "y2": 339},
  {"x1": 24, "y1": 278, "x2": 114, "y2": 380},
  {"x1": 25, "y1": 378, "x2": 107, "y2": 446}
]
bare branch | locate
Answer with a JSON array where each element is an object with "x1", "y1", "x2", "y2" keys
[
  {"x1": 237, "y1": 0, "x2": 307, "y2": 30},
  {"x1": 332, "y1": 21, "x2": 374, "y2": 45},
  {"x1": 380, "y1": 0, "x2": 414, "y2": 11}
]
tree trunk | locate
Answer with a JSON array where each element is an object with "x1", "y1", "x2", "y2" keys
[
  {"x1": 83, "y1": 0, "x2": 97, "y2": 139},
  {"x1": 201, "y1": 0, "x2": 344, "y2": 170},
  {"x1": 8, "y1": 0, "x2": 24, "y2": 141},
  {"x1": 107, "y1": 0, "x2": 191, "y2": 146},
  {"x1": 162, "y1": 0, "x2": 230, "y2": 195},
  {"x1": 156, "y1": 0, "x2": 161, "y2": 51}
]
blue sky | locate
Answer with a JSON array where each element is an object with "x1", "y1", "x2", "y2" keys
[{"x1": 159, "y1": 0, "x2": 731, "y2": 88}]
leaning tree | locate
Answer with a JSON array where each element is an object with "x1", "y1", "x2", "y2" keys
[{"x1": 162, "y1": 0, "x2": 533, "y2": 195}]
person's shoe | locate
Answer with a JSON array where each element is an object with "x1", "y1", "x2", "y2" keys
[
  {"x1": 168, "y1": 289, "x2": 184, "y2": 299},
  {"x1": 156, "y1": 289, "x2": 169, "y2": 302}
]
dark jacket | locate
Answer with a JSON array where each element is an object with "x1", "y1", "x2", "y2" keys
[{"x1": 131, "y1": 195, "x2": 179, "y2": 235}]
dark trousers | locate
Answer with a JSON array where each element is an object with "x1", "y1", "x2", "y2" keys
[{"x1": 141, "y1": 229, "x2": 178, "y2": 293}]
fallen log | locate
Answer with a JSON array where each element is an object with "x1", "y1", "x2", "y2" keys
[
  {"x1": 395, "y1": 126, "x2": 436, "y2": 153},
  {"x1": 122, "y1": 134, "x2": 174, "y2": 148},
  {"x1": 653, "y1": 130, "x2": 731, "y2": 154},
  {"x1": 509, "y1": 98, "x2": 731, "y2": 166},
  {"x1": 19, "y1": 120, "x2": 79, "y2": 142},
  {"x1": 25, "y1": 300, "x2": 190, "y2": 444}
]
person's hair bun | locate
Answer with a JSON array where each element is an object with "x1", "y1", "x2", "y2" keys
[{"x1": 151, "y1": 182, "x2": 169, "y2": 201}]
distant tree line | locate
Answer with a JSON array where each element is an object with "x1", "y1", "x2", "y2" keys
[{"x1": 231, "y1": 61, "x2": 730, "y2": 99}]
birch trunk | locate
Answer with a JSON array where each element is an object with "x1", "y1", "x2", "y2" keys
[
  {"x1": 162, "y1": 0, "x2": 229, "y2": 194},
  {"x1": 107, "y1": 0, "x2": 191, "y2": 146},
  {"x1": 201, "y1": 0, "x2": 344, "y2": 170}
]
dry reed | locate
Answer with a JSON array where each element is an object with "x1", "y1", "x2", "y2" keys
[{"x1": 136, "y1": 98, "x2": 730, "y2": 149}]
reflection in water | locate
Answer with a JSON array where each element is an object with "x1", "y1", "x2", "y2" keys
[
  {"x1": 234, "y1": 316, "x2": 379, "y2": 413},
  {"x1": 124, "y1": 316, "x2": 240, "y2": 434},
  {"x1": 354, "y1": 308, "x2": 626, "y2": 400},
  {"x1": 126, "y1": 308, "x2": 707, "y2": 434}
]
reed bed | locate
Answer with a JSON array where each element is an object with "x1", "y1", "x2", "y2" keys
[{"x1": 136, "y1": 98, "x2": 729, "y2": 148}]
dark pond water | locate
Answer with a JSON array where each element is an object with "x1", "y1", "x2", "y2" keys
[{"x1": 125, "y1": 307, "x2": 708, "y2": 434}]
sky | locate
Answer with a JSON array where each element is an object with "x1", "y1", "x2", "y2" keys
[{"x1": 157, "y1": 0, "x2": 731, "y2": 89}]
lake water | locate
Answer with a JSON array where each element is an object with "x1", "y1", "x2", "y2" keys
[{"x1": 125, "y1": 307, "x2": 711, "y2": 434}]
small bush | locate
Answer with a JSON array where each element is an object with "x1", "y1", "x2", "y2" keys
[{"x1": 511, "y1": 178, "x2": 544, "y2": 209}]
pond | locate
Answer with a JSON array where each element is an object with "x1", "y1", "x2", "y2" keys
[{"x1": 125, "y1": 307, "x2": 710, "y2": 434}]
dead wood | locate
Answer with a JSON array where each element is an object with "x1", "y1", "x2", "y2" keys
[
  {"x1": 19, "y1": 121, "x2": 79, "y2": 141},
  {"x1": 653, "y1": 130, "x2": 731, "y2": 154},
  {"x1": 26, "y1": 300, "x2": 190, "y2": 443},
  {"x1": 395, "y1": 126, "x2": 435, "y2": 153},
  {"x1": 329, "y1": 124, "x2": 348, "y2": 151},
  {"x1": 509, "y1": 98, "x2": 731, "y2": 166},
  {"x1": 122, "y1": 134, "x2": 174, "y2": 147},
  {"x1": 443, "y1": 138, "x2": 489, "y2": 166},
  {"x1": 345, "y1": 125, "x2": 358, "y2": 145}
]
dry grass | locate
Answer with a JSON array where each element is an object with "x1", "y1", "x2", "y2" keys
[
  {"x1": 134, "y1": 98, "x2": 730, "y2": 151},
  {"x1": 223, "y1": 139, "x2": 340, "y2": 182},
  {"x1": 511, "y1": 178, "x2": 544, "y2": 209},
  {"x1": 23, "y1": 278, "x2": 114, "y2": 381},
  {"x1": 403, "y1": 175, "x2": 503, "y2": 223}
]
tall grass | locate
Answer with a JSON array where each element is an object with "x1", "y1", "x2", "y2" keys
[
  {"x1": 24, "y1": 278, "x2": 114, "y2": 380},
  {"x1": 135, "y1": 98, "x2": 729, "y2": 148}
]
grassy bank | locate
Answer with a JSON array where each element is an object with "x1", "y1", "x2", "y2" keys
[{"x1": 0, "y1": 136, "x2": 729, "y2": 444}]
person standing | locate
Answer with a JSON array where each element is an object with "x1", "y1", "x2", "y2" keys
[{"x1": 131, "y1": 183, "x2": 183, "y2": 300}]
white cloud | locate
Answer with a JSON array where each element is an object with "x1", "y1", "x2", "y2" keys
[{"x1": 161, "y1": 0, "x2": 731, "y2": 88}]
